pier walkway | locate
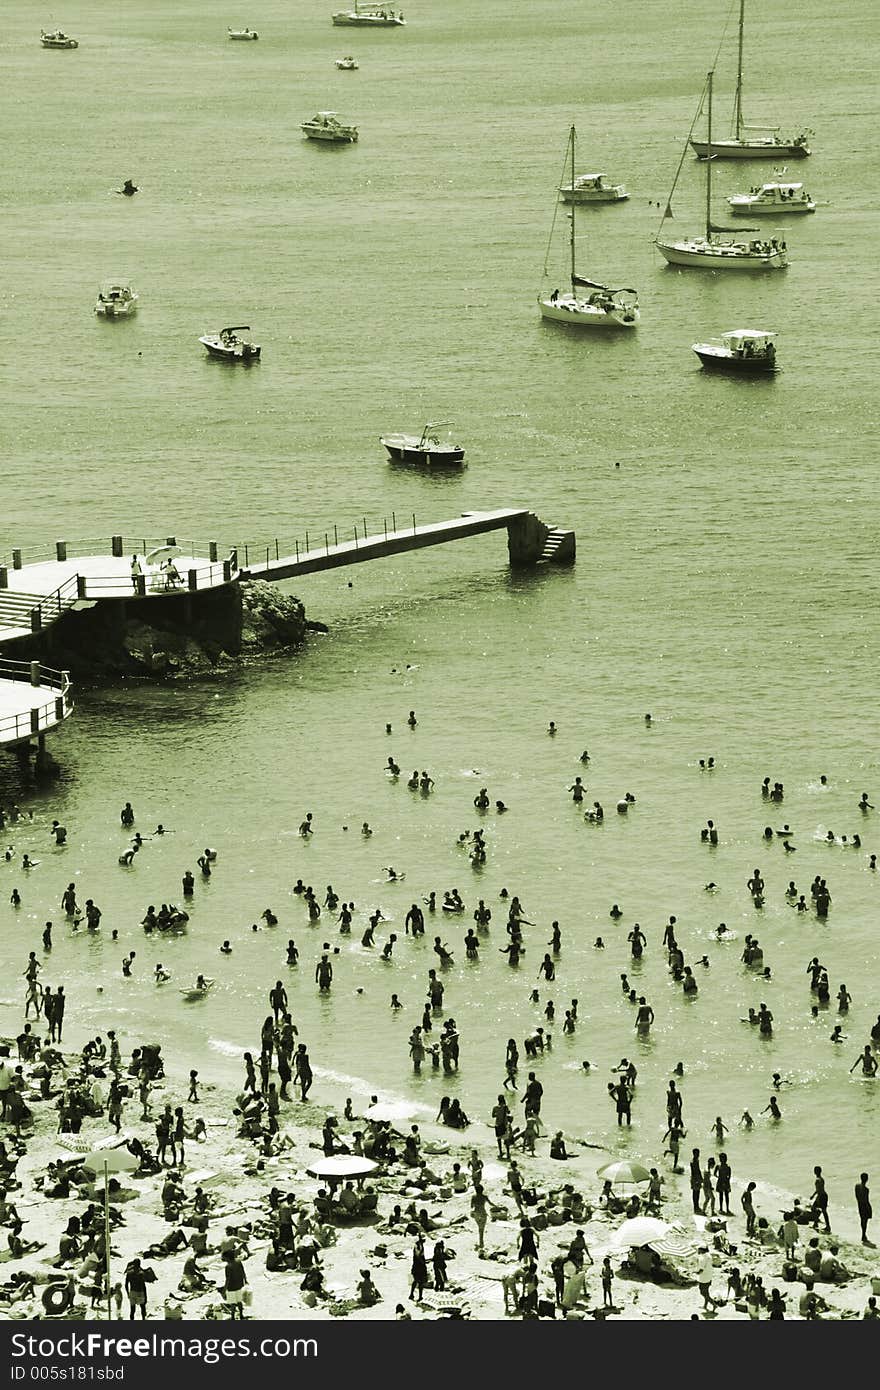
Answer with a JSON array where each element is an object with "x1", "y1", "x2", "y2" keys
[
  {"x1": 0, "y1": 541, "x2": 236, "y2": 645},
  {"x1": 239, "y1": 508, "x2": 533, "y2": 581},
  {"x1": 0, "y1": 509, "x2": 574, "y2": 647},
  {"x1": 0, "y1": 659, "x2": 73, "y2": 750}
]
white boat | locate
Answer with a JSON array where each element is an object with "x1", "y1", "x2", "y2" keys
[
  {"x1": 381, "y1": 422, "x2": 465, "y2": 467},
  {"x1": 335, "y1": 56, "x2": 359, "y2": 69},
  {"x1": 690, "y1": 0, "x2": 810, "y2": 160},
  {"x1": 727, "y1": 180, "x2": 815, "y2": 214},
  {"x1": 199, "y1": 326, "x2": 261, "y2": 361},
  {"x1": 41, "y1": 29, "x2": 78, "y2": 48},
  {"x1": 538, "y1": 127, "x2": 639, "y2": 329},
  {"x1": 656, "y1": 72, "x2": 788, "y2": 271},
  {"x1": 332, "y1": 4, "x2": 405, "y2": 26},
  {"x1": 95, "y1": 283, "x2": 138, "y2": 318},
  {"x1": 301, "y1": 111, "x2": 358, "y2": 143},
  {"x1": 692, "y1": 329, "x2": 778, "y2": 375},
  {"x1": 559, "y1": 172, "x2": 628, "y2": 205},
  {"x1": 227, "y1": 27, "x2": 259, "y2": 40}
]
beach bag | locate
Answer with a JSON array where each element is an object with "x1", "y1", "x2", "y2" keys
[{"x1": 242, "y1": 1288, "x2": 253, "y2": 1306}]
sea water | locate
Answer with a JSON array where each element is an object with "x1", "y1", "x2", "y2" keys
[{"x1": 2, "y1": 0, "x2": 878, "y2": 1229}]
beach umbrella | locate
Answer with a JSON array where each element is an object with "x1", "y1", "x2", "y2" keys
[
  {"x1": 145, "y1": 544, "x2": 186, "y2": 564},
  {"x1": 364, "y1": 1101, "x2": 417, "y2": 1123},
  {"x1": 82, "y1": 1149, "x2": 140, "y2": 1321},
  {"x1": 651, "y1": 1230, "x2": 699, "y2": 1258},
  {"x1": 304, "y1": 1155, "x2": 378, "y2": 1181},
  {"x1": 596, "y1": 1159, "x2": 652, "y2": 1186},
  {"x1": 612, "y1": 1216, "x2": 671, "y2": 1248}
]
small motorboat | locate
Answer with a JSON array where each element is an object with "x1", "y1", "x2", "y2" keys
[
  {"x1": 227, "y1": 27, "x2": 259, "y2": 39},
  {"x1": 301, "y1": 111, "x2": 358, "y2": 142},
  {"x1": 41, "y1": 29, "x2": 78, "y2": 48},
  {"x1": 559, "y1": 173, "x2": 628, "y2": 204},
  {"x1": 199, "y1": 326, "x2": 261, "y2": 361},
  {"x1": 727, "y1": 180, "x2": 816, "y2": 214},
  {"x1": 381, "y1": 422, "x2": 465, "y2": 467},
  {"x1": 692, "y1": 329, "x2": 778, "y2": 375},
  {"x1": 335, "y1": 55, "x2": 359, "y2": 68},
  {"x1": 95, "y1": 283, "x2": 138, "y2": 318}
]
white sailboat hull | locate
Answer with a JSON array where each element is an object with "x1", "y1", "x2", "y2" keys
[
  {"x1": 538, "y1": 294, "x2": 639, "y2": 328},
  {"x1": 690, "y1": 138, "x2": 810, "y2": 160},
  {"x1": 656, "y1": 237, "x2": 787, "y2": 270}
]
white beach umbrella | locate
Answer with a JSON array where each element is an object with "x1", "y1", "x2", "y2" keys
[
  {"x1": 304, "y1": 1155, "x2": 379, "y2": 1180},
  {"x1": 612, "y1": 1216, "x2": 672, "y2": 1248}
]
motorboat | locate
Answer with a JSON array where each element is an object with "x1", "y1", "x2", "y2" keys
[
  {"x1": 332, "y1": 4, "x2": 405, "y2": 26},
  {"x1": 381, "y1": 423, "x2": 465, "y2": 467},
  {"x1": 41, "y1": 29, "x2": 78, "y2": 48},
  {"x1": 689, "y1": 0, "x2": 811, "y2": 159},
  {"x1": 656, "y1": 72, "x2": 788, "y2": 270},
  {"x1": 538, "y1": 127, "x2": 639, "y2": 327},
  {"x1": 301, "y1": 111, "x2": 358, "y2": 142},
  {"x1": 95, "y1": 283, "x2": 138, "y2": 318},
  {"x1": 227, "y1": 27, "x2": 259, "y2": 40},
  {"x1": 727, "y1": 180, "x2": 816, "y2": 214},
  {"x1": 692, "y1": 329, "x2": 778, "y2": 375},
  {"x1": 559, "y1": 173, "x2": 628, "y2": 205},
  {"x1": 199, "y1": 326, "x2": 261, "y2": 361},
  {"x1": 335, "y1": 56, "x2": 359, "y2": 69}
]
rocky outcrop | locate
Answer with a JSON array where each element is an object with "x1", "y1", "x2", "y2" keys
[
  {"x1": 239, "y1": 580, "x2": 309, "y2": 650},
  {"x1": 7, "y1": 580, "x2": 318, "y2": 681}
]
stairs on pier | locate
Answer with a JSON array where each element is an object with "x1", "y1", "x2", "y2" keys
[{"x1": 538, "y1": 528, "x2": 575, "y2": 564}]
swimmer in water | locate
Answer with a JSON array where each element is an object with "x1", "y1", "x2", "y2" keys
[
  {"x1": 594, "y1": 937, "x2": 605, "y2": 949},
  {"x1": 830, "y1": 1025, "x2": 845, "y2": 1042},
  {"x1": 548, "y1": 722, "x2": 557, "y2": 736},
  {"x1": 762, "y1": 1096, "x2": 782, "y2": 1121},
  {"x1": 673, "y1": 1062, "x2": 684, "y2": 1077},
  {"x1": 155, "y1": 964, "x2": 171, "y2": 983},
  {"x1": 220, "y1": 941, "x2": 232, "y2": 955},
  {"x1": 740, "y1": 1111, "x2": 754, "y2": 1130}
]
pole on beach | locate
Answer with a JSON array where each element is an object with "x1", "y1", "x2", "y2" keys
[{"x1": 104, "y1": 1159, "x2": 112, "y2": 1320}]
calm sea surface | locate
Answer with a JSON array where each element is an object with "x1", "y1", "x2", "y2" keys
[{"x1": 2, "y1": 0, "x2": 879, "y2": 1226}]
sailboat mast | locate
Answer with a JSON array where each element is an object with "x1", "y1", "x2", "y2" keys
[
  {"x1": 705, "y1": 71, "x2": 713, "y2": 240},
  {"x1": 734, "y1": 0, "x2": 745, "y2": 140},
  {"x1": 569, "y1": 126, "x2": 576, "y2": 288}
]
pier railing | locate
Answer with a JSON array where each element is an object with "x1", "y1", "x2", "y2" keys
[
  {"x1": 0, "y1": 659, "x2": 73, "y2": 745},
  {"x1": 0, "y1": 520, "x2": 423, "y2": 578},
  {"x1": 228, "y1": 513, "x2": 422, "y2": 569}
]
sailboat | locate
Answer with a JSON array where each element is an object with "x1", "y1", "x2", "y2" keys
[
  {"x1": 538, "y1": 127, "x2": 639, "y2": 329},
  {"x1": 331, "y1": 3, "x2": 405, "y2": 25},
  {"x1": 655, "y1": 72, "x2": 788, "y2": 271},
  {"x1": 690, "y1": 0, "x2": 810, "y2": 160}
]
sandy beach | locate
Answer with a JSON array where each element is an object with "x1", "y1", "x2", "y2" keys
[{"x1": 1, "y1": 1037, "x2": 877, "y2": 1323}]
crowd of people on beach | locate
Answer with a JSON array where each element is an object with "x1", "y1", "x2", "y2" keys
[{"x1": 0, "y1": 717, "x2": 879, "y2": 1322}]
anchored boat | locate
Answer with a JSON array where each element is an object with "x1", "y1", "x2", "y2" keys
[
  {"x1": 656, "y1": 72, "x2": 788, "y2": 270},
  {"x1": 727, "y1": 179, "x2": 815, "y2": 214},
  {"x1": 301, "y1": 111, "x2": 358, "y2": 142},
  {"x1": 41, "y1": 29, "x2": 78, "y2": 48},
  {"x1": 95, "y1": 283, "x2": 138, "y2": 318},
  {"x1": 332, "y1": 4, "x2": 405, "y2": 26},
  {"x1": 381, "y1": 423, "x2": 465, "y2": 467},
  {"x1": 199, "y1": 326, "x2": 261, "y2": 361},
  {"x1": 690, "y1": 0, "x2": 810, "y2": 159},
  {"x1": 559, "y1": 172, "x2": 628, "y2": 205},
  {"x1": 227, "y1": 27, "x2": 259, "y2": 40},
  {"x1": 692, "y1": 329, "x2": 778, "y2": 375},
  {"x1": 538, "y1": 126, "x2": 639, "y2": 328}
]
